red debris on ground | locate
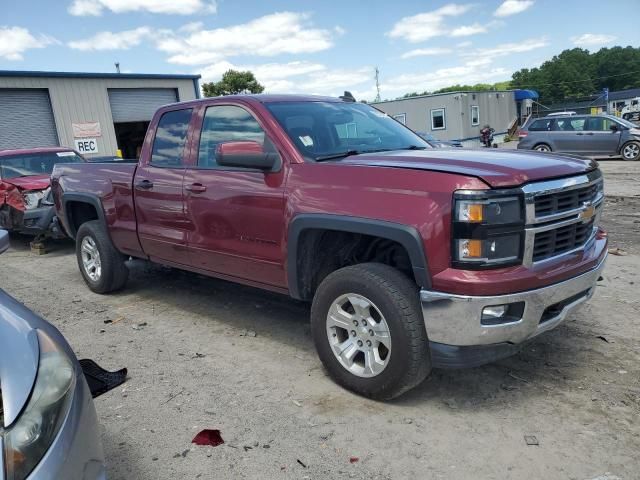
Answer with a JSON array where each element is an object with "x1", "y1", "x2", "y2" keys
[
  {"x1": 349, "y1": 456, "x2": 359, "y2": 464},
  {"x1": 192, "y1": 429, "x2": 224, "y2": 447}
]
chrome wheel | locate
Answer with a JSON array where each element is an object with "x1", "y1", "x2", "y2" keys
[
  {"x1": 622, "y1": 143, "x2": 640, "y2": 160},
  {"x1": 535, "y1": 144, "x2": 551, "y2": 152},
  {"x1": 326, "y1": 293, "x2": 391, "y2": 378},
  {"x1": 81, "y1": 236, "x2": 101, "y2": 281}
]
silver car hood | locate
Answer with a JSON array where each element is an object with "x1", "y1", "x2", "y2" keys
[{"x1": 0, "y1": 290, "x2": 40, "y2": 428}]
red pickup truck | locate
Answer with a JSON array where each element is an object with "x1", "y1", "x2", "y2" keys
[{"x1": 52, "y1": 94, "x2": 608, "y2": 399}]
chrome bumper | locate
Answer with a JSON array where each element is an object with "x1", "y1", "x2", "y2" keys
[{"x1": 420, "y1": 254, "x2": 607, "y2": 346}]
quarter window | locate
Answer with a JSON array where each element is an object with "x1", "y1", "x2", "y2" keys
[
  {"x1": 471, "y1": 106, "x2": 479, "y2": 126},
  {"x1": 431, "y1": 108, "x2": 446, "y2": 130},
  {"x1": 198, "y1": 105, "x2": 269, "y2": 168},
  {"x1": 151, "y1": 109, "x2": 192, "y2": 167}
]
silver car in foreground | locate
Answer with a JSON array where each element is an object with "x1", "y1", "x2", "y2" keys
[
  {"x1": 0, "y1": 230, "x2": 123, "y2": 480},
  {"x1": 518, "y1": 114, "x2": 640, "y2": 160}
]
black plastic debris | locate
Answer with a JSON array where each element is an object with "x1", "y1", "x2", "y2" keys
[{"x1": 79, "y1": 359, "x2": 127, "y2": 398}]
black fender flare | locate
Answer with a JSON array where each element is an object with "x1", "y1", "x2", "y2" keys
[
  {"x1": 61, "y1": 192, "x2": 108, "y2": 239},
  {"x1": 287, "y1": 214, "x2": 430, "y2": 300}
]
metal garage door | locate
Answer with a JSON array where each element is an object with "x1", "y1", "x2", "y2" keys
[
  {"x1": 108, "y1": 88, "x2": 178, "y2": 123},
  {"x1": 0, "y1": 89, "x2": 59, "y2": 149}
]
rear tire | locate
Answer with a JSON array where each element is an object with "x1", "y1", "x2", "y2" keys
[
  {"x1": 621, "y1": 141, "x2": 640, "y2": 161},
  {"x1": 311, "y1": 263, "x2": 431, "y2": 400},
  {"x1": 533, "y1": 143, "x2": 552, "y2": 152},
  {"x1": 76, "y1": 220, "x2": 129, "y2": 294}
]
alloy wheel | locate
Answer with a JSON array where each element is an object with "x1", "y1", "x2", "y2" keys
[
  {"x1": 81, "y1": 236, "x2": 102, "y2": 281},
  {"x1": 623, "y1": 143, "x2": 639, "y2": 160}
]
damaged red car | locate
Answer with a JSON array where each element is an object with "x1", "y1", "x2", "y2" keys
[{"x1": 0, "y1": 147, "x2": 85, "y2": 237}]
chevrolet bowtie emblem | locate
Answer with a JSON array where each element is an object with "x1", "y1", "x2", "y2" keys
[{"x1": 579, "y1": 202, "x2": 596, "y2": 222}]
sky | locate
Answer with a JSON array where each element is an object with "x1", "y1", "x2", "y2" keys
[{"x1": 1, "y1": 0, "x2": 639, "y2": 101}]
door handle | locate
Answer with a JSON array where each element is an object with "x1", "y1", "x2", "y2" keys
[
  {"x1": 185, "y1": 183, "x2": 207, "y2": 193},
  {"x1": 584, "y1": 132, "x2": 594, "y2": 135},
  {"x1": 135, "y1": 179, "x2": 154, "y2": 190},
  {"x1": 576, "y1": 132, "x2": 584, "y2": 135}
]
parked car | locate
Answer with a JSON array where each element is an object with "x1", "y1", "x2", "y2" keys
[
  {"x1": 52, "y1": 94, "x2": 607, "y2": 400},
  {"x1": 518, "y1": 114, "x2": 640, "y2": 160},
  {"x1": 418, "y1": 132, "x2": 463, "y2": 148},
  {"x1": 0, "y1": 229, "x2": 125, "y2": 479},
  {"x1": 0, "y1": 147, "x2": 86, "y2": 237}
]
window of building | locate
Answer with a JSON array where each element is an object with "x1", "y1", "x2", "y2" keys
[
  {"x1": 471, "y1": 106, "x2": 479, "y2": 126},
  {"x1": 392, "y1": 113, "x2": 406, "y2": 125},
  {"x1": 431, "y1": 108, "x2": 446, "y2": 130},
  {"x1": 198, "y1": 105, "x2": 270, "y2": 168},
  {"x1": 150, "y1": 109, "x2": 192, "y2": 167}
]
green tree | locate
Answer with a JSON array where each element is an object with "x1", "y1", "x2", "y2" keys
[{"x1": 202, "y1": 69, "x2": 265, "y2": 97}]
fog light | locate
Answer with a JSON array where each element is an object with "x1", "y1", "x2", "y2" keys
[{"x1": 482, "y1": 305, "x2": 507, "y2": 320}]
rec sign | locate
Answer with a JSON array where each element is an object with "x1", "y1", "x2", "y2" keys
[{"x1": 74, "y1": 138, "x2": 99, "y2": 154}]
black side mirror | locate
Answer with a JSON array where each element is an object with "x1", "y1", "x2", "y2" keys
[
  {"x1": 610, "y1": 124, "x2": 619, "y2": 132},
  {"x1": 0, "y1": 230, "x2": 9, "y2": 254}
]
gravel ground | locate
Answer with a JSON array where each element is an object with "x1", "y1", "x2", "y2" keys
[{"x1": 0, "y1": 161, "x2": 639, "y2": 480}]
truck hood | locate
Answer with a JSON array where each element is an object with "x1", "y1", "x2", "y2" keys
[
  {"x1": 339, "y1": 149, "x2": 597, "y2": 188},
  {"x1": 1, "y1": 174, "x2": 50, "y2": 191},
  {"x1": 0, "y1": 290, "x2": 40, "y2": 428}
]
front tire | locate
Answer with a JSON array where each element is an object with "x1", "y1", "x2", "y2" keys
[
  {"x1": 76, "y1": 220, "x2": 129, "y2": 294},
  {"x1": 621, "y1": 141, "x2": 640, "y2": 161},
  {"x1": 311, "y1": 263, "x2": 431, "y2": 400}
]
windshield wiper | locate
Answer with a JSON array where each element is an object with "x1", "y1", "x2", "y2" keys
[
  {"x1": 315, "y1": 150, "x2": 363, "y2": 162},
  {"x1": 398, "y1": 145, "x2": 428, "y2": 150}
]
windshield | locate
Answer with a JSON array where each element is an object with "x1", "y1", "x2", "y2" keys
[
  {"x1": 265, "y1": 101, "x2": 431, "y2": 161},
  {"x1": 611, "y1": 116, "x2": 639, "y2": 129},
  {"x1": 0, "y1": 151, "x2": 84, "y2": 180}
]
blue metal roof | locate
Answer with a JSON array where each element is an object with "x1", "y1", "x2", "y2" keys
[
  {"x1": 514, "y1": 89, "x2": 539, "y2": 100},
  {"x1": 0, "y1": 70, "x2": 201, "y2": 80}
]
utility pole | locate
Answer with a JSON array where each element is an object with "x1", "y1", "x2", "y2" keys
[
  {"x1": 115, "y1": 62, "x2": 121, "y2": 74},
  {"x1": 374, "y1": 67, "x2": 381, "y2": 102}
]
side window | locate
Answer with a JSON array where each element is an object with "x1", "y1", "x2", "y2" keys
[
  {"x1": 198, "y1": 105, "x2": 267, "y2": 168},
  {"x1": 471, "y1": 106, "x2": 479, "y2": 126},
  {"x1": 554, "y1": 118, "x2": 585, "y2": 131},
  {"x1": 528, "y1": 119, "x2": 553, "y2": 131},
  {"x1": 586, "y1": 117, "x2": 615, "y2": 131},
  {"x1": 151, "y1": 109, "x2": 192, "y2": 167},
  {"x1": 431, "y1": 108, "x2": 446, "y2": 130}
]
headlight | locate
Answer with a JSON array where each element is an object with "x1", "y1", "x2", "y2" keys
[
  {"x1": 3, "y1": 330, "x2": 76, "y2": 480},
  {"x1": 22, "y1": 191, "x2": 46, "y2": 211},
  {"x1": 453, "y1": 191, "x2": 524, "y2": 268}
]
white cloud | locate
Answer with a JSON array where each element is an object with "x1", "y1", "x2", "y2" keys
[
  {"x1": 450, "y1": 23, "x2": 487, "y2": 37},
  {"x1": 387, "y1": 3, "x2": 476, "y2": 42},
  {"x1": 401, "y1": 47, "x2": 452, "y2": 59},
  {"x1": 158, "y1": 12, "x2": 336, "y2": 65},
  {"x1": 68, "y1": 27, "x2": 152, "y2": 50},
  {"x1": 571, "y1": 33, "x2": 617, "y2": 46},
  {"x1": 0, "y1": 26, "x2": 55, "y2": 60},
  {"x1": 382, "y1": 60, "x2": 509, "y2": 94},
  {"x1": 461, "y1": 37, "x2": 549, "y2": 58},
  {"x1": 494, "y1": 0, "x2": 534, "y2": 17},
  {"x1": 68, "y1": 0, "x2": 217, "y2": 16}
]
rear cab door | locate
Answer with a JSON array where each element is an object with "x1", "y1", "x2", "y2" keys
[
  {"x1": 181, "y1": 100, "x2": 289, "y2": 289},
  {"x1": 133, "y1": 105, "x2": 197, "y2": 264}
]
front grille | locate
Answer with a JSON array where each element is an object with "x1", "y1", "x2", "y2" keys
[
  {"x1": 534, "y1": 182, "x2": 599, "y2": 218},
  {"x1": 533, "y1": 219, "x2": 595, "y2": 262}
]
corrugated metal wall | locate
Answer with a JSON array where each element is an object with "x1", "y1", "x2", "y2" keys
[
  {"x1": 0, "y1": 89, "x2": 59, "y2": 149},
  {"x1": 372, "y1": 91, "x2": 518, "y2": 143},
  {"x1": 108, "y1": 88, "x2": 178, "y2": 123},
  {"x1": 0, "y1": 76, "x2": 197, "y2": 156}
]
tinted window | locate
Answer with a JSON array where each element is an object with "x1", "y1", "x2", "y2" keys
[
  {"x1": 528, "y1": 119, "x2": 553, "y2": 131},
  {"x1": 471, "y1": 106, "x2": 479, "y2": 126},
  {"x1": 151, "y1": 109, "x2": 192, "y2": 167},
  {"x1": 198, "y1": 105, "x2": 268, "y2": 168},
  {"x1": 586, "y1": 117, "x2": 617, "y2": 131},
  {"x1": 554, "y1": 118, "x2": 585, "y2": 131},
  {"x1": 0, "y1": 151, "x2": 84, "y2": 179}
]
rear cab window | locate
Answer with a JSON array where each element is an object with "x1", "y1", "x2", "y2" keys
[{"x1": 151, "y1": 109, "x2": 193, "y2": 167}]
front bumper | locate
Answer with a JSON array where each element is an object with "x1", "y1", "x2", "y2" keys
[{"x1": 421, "y1": 253, "x2": 607, "y2": 365}]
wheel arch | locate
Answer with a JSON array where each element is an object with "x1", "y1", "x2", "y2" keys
[
  {"x1": 61, "y1": 193, "x2": 108, "y2": 239},
  {"x1": 287, "y1": 214, "x2": 430, "y2": 300}
]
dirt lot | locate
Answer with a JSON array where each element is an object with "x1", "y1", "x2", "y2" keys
[{"x1": 1, "y1": 161, "x2": 639, "y2": 480}]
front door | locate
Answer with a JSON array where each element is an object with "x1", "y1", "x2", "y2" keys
[
  {"x1": 183, "y1": 103, "x2": 287, "y2": 288},
  {"x1": 134, "y1": 107, "x2": 194, "y2": 264},
  {"x1": 584, "y1": 116, "x2": 622, "y2": 155}
]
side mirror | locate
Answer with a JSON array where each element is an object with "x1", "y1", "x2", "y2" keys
[
  {"x1": 0, "y1": 230, "x2": 9, "y2": 255},
  {"x1": 610, "y1": 124, "x2": 619, "y2": 132},
  {"x1": 216, "y1": 141, "x2": 279, "y2": 171}
]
